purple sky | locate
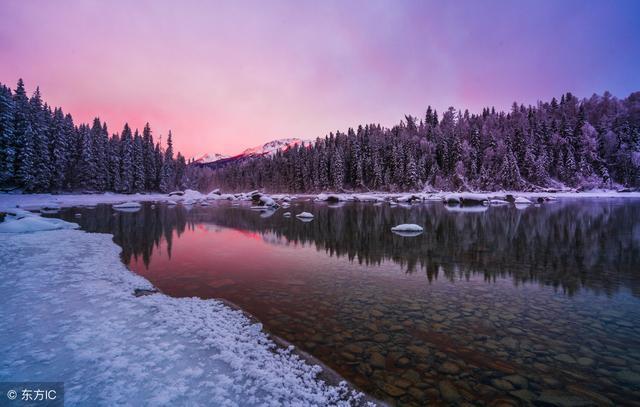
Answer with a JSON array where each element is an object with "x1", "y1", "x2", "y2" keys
[{"x1": 1, "y1": 0, "x2": 639, "y2": 157}]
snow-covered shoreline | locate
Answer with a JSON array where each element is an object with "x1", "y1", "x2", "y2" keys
[
  {"x1": 0, "y1": 214, "x2": 370, "y2": 406},
  {"x1": 1, "y1": 188, "x2": 639, "y2": 213}
]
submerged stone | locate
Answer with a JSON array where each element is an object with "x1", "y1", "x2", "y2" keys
[{"x1": 438, "y1": 380, "x2": 461, "y2": 402}]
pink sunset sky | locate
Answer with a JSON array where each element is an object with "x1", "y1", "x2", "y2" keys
[{"x1": 1, "y1": 0, "x2": 639, "y2": 158}]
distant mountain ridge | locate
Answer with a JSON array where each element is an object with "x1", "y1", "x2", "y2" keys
[{"x1": 194, "y1": 138, "x2": 310, "y2": 168}]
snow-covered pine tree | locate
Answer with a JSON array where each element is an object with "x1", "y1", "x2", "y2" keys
[
  {"x1": 160, "y1": 131, "x2": 175, "y2": 192},
  {"x1": 78, "y1": 124, "x2": 96, "y2": 190},
  {"x1": 63, "y1": 113, "x2": 79, "y2": 189},
  {"x1": 500, "y1": 149, "x2": 523, "y2": 190},
  {"x1": 154, "y1": 141, "x2": 163, "y2": 190},
  {"x1": 175, "y1": 152, "x2": 186, "y2": 189},
  {"x1": 142, "y1": 123, "x2": 156, "y2": 190},
  {"x1": 49, "y1": 108, "x2": 69, "y2": 190},
  {"x1": 331, "y1": 148, "x2": 344, "y2": 191},
  {"x1": 108, "y1": 134, "x2": 122, "y2": 192},
  {"x1": 0, "y1": 85, "x2": 16, "y2": 186},
  {"x1": 17, "y1": 122, "x2": 36, "y2": 190},
  {"x1": 133, "y1": 130, "x2": 146, "y2": 192},
  {"x1": 120, "y1": 123, "x2": 134, "y2": 193},
  {"x1": 29, "y1": 88, "x2": 51, "y2": 191},
  {"x1": 405, "y1": 153, "x2": 419, "y2": 189},
  {"x1": 94, "y1": 119, "x2": 110, "y2": 191}
]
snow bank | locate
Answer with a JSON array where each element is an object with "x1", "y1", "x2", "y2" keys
[
  {"x1": 0, "y1": 229, "x2": 369, "y2": 406},
  {"x1": 0, "y1": 193, "x2": 171, "y2": 212}
]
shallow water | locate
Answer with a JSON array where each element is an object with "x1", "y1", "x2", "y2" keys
[{"x1": 50, "y1": 199, "x2": 640, "y2": 406}]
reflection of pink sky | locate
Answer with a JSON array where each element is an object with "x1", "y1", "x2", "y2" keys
[
  {"x1": 1, "y1": 1, "x2": 639, "y2": 158},
  {"x1": 129, "y1": 226, "x2": 312, "y2": 289}
]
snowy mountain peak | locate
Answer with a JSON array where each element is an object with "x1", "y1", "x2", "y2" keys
[
  {"x1": 240, "y1": 138, "x2": 309, "y2": 158},
  {"x1": 194, "y1": 152, "x2": 230, "y2": 164},
  {"x1": 195, "y1": 138, "x2": 310, "y2": 164}
]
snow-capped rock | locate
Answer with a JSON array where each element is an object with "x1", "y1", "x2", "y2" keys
[
  {"x1": 489, "y1": 199, "x2": 510, "y2": 205},
  {"x1": 391, "y1": 224, "x2": 424, "y2": 237},
  {"x1": 391, "y1": 224, "x2": 423, "y2": 232},
  {"x1": 443, "y1": 193, "x2": 488, "y2": 206},
  {"x1": 315, "y1": 193, "x2": 347, "y2": 202},
  {"x1": 259, "y1": 196, "x2": 277, "y2": 207},
  {"x1": 514, "y1": 196, "x2": 533, "y2": 205},
  {"x1": 295, "y1": 212, "x2": 314, "y2": 219},
  {"x1": 113, "y1": 202, "x2": 142, "y2": 209},
  {"x1": 353, "y1": 194, "x2": 384, "y2": 202}
]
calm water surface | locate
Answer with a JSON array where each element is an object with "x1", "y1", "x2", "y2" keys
[{"x1": 50, "y1": 199, "x2": 640, "y2": 406}]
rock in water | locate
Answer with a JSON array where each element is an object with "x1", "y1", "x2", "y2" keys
[{"x1": 438, "y1": 381, "x2": 461, "y2": 402}]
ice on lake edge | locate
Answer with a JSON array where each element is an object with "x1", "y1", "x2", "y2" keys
[{"x1": 0, "y1": 219, "x2": 371, "y2": 406}]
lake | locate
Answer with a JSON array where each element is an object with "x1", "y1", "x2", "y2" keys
[{"x1": 48, "y1": 198, "x2": 640, "y2": 406}]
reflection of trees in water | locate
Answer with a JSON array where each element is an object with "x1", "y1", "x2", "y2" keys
[
  {"x1": 53, "y1": 204, "x2": 189, "y2": 266},
  {"x1": 54, "y1": 200, "x2": 640, "y2": 297}
]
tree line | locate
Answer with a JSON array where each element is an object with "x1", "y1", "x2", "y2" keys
[
  {"x1": 0, "y1": 79, "x2": 189, "y2": 193},
  {"x1": 210, "y1": 91, "x2": 640, "y2": 192}
]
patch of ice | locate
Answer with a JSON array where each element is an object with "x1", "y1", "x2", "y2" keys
[{"x1": 0, "y1": 214, "x2": 79, "y2": 233}]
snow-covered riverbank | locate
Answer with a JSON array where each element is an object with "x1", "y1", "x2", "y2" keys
[
  {"x1": 0, "y1": 212, "x2": 369, "y2": 406},
  {"x1": 1, "y1": 188, "x2": 639, "y2": 213}
]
